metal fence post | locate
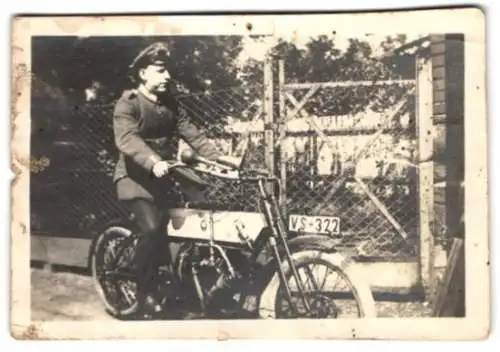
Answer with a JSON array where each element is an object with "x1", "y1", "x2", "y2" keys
[{"x1": 416, "y1": 54, "x2": 435, "y2": 300}]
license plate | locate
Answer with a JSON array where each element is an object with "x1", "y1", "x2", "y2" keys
[{"x1": 288, "y1": 214, "x2": 340, "y2": 235}]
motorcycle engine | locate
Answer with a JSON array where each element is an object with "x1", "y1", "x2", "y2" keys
[{"x1": 176, "y1": 244, "x2": 246, "y2": 302}]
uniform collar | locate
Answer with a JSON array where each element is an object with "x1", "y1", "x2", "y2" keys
[{"x1": 138, "y1": 85, "x2": 159, "y2": 103}]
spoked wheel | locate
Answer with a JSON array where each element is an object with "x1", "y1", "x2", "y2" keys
[
  {"x1": 259, "y1": 250, "x2": 377, "y2": 319},
  {"x1": 90, "y1": 225, "x2": 141, "y2": 319}
]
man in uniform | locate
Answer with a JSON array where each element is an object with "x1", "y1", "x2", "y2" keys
[{"x1": 112, "y1": 41, "x2": 234, "y2": 314}]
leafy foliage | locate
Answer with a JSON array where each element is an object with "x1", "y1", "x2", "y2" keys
[
  {"x1": 240, "y1": 34, "x2": 419, "y2": 118},
  {"x1": 32, "y1": 35, "x2": 245, "y2": 103}
]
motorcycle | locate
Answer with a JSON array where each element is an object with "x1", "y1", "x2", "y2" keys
[{"x1": 90, "y1": 150, "x2": 376, "y2": 320}]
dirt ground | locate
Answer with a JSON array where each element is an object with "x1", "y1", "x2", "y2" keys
[
  {"x1": 31, "y1": 267, "x2": 114, "y2": 321},
  {"x1": 30, "y1": 266, "x2": 433, "y2": 321}
]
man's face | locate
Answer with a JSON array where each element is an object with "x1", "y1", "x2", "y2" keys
[{"x1": 139, "y1": 64, "x2": 171, "y2": 93}]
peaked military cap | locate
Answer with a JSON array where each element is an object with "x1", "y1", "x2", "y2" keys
[{"x1": 129, "y1": 41, "x2": 171, "y2": 72}]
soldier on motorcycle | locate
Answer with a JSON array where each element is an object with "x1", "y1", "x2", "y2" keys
[{"x1": 112, "y1": 41, "x2": 236, "y2": 314}]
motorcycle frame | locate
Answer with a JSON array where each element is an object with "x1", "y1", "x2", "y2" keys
[
  {"x1": 95, "y1": 161, "x2": 319, "y2": 316},
  {"x1": 164, "y1": 174, "x2": 315, "y2": 316},
  {"x1": 252, "y1": 176, "x2": 313, "y2": 314}
]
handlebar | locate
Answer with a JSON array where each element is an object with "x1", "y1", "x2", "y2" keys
[
  {"x1": 164, "y1": 152, "x2": 276, "y2": 182},
  {"x1": 165, "y1": 151, "x2": 283, "y2": 205}
]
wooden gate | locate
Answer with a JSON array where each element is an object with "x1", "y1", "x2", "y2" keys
[{"x1": 264, "y1": 55, "x2": 434, "y2": 294}]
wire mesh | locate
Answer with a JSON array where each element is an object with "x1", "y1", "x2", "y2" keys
[
  {"x1": 281, "y1": 81, "x2": 420, "y2": 259},
  {"x1": 31, "y1": 72, "x2": 423, "y2": 261},
  {"x1": 30, "y1": 83, "x2": 267, "y2": 234},
  {"x1": 30, "y1": 103, "x2": 129, "y2": 234},
  {"x1": 175, "y1": 84, "x2": 266, "y2": 212}
]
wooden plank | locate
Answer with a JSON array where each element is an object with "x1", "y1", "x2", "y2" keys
[
  {"x1": 428, "y1": 83, "x2": 445, "y2": 112},
  {"x1": 442, "y1": 35, "x2": 465, "y2": 247},
  {"x1": 284, "y1": 127, "x2": 407, "y2": 137},
  {"x1": 354, "y1": 177, "x2": 410, "y2": 242},
  {"x1": 444, "y1": 35, "x2": 465, "y2": 125},
  {"x1": 351, "y1": 91, "x2": 414, "y2": 162},
  {"x1": 287, "y1": 86, "x2": 318, "y2": 119},
  {"x1": 263, "y1": 56, "x2": 274, "y2": 195},
  {"x1": 433, "y1": 66, "x2": 446, "y2": 80},
  {"x1": 31, "y1": 235, "x2": 92, "y2": 268},
  {"x1": 432, "y1": 238, "x2": 465, "y2": 317},
  {"x1": 431, "y1": 42, "x2": 446, "y2": 55},
  {"x1": 285, "y1": 96, "x2": 340, "y2": 159},
  {"x1": 278, "y1": 59, "x2": 288, "y2": 215},
  {"x1": 416, "y1": 55, "x2": 436, "y2": 300},
  {"x1": 357, "y1": 261, "x2": 420, "y2": 291},
  {"x1": 308, "y1": 91, "x2": 415, "y2": 215},
  {"x1": 433, "y1": 103, "x2": 447, "y2": 116},
  {"x1": 432, "y1": 54, "x2": 446, "y2": 67},
  {"x1": 433, "y1": 89, "x2": 446, "y2": 104},
  {"x1": 284, "y1": 79, "x2": 414, "y2": 91},
  {"x1": 433, "y1": 79, "x2": 446, "y2": 92},
  {"x1": 430, "y1": 34, "x2": 446, "y2": 43}
]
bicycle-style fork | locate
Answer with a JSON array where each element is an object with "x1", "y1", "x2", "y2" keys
[{"x1": 256, "y1": 178, "x2": 312, "y2": 315}]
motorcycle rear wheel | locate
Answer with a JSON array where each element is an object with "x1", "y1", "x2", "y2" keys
[{"x1": 90, "y1": 225, "x2": 142, "y2": 319}]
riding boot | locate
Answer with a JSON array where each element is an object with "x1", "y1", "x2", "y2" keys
[{"x1": 133, "y1": 233, "x2": 163, "y2": 314}]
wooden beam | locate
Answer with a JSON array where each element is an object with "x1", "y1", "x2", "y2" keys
[
  {"x1": 263, "y1": 56, "x2": 274, "y2": 194},
  {"x1": 354, "y1": 176, "x2": 411, "y2": 242},
  {"x1": 432, "y1": 238, "x2": 465, "y2": 317},
  {"x1": 352, "y1": 90, "x2": 415, "y2": 162},
  {"x1": 416, "y1": 54, "x2": 436, "y2": 300},
  {"x1": 286, "y1": 86, "x2": 319, "y2": 120},
  {"x1": 278, "y1": 60, "x2": 287, "y2": 215},
  {"x1": 285, "y1": 93, "x2": 339, "y2": 155},
  {"x1": 284, "y1": 79, "x2": 415, "y2": 91},
  {"x1": 309, "y1": 91, "x2": 415, "y2": 215},
  {"x1": 284, "y1": 127, "x2": 410, "y2": 137},
  {"x1": 431, "y1": 34, "x2": 465, "y2": 257}
]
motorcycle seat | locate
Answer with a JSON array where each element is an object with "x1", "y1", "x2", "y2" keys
[{"x1": 183, "y1": 201, "x2": 228, "y2": 211}]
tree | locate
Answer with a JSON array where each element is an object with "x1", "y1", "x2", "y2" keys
[
  {"x1": 237, "y1": 34, "x2": 420, "y2": 121},
  {"x1": 32, "y1": 35, "x2": 245, "y2": 103},
  {"x1": 31, "y1": 35, "x2": 248, "y2": 142}
]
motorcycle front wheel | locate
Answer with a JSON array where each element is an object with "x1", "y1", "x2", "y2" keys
[{"x1": 258, "y1": 250, "x2": 377, "y2": 319}]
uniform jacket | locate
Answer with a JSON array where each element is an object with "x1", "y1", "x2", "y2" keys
[{"x1": 112, "y1": 88, "x2": 221, "y2": 201}]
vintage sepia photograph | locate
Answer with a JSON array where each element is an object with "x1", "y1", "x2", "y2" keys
[{"x1": 10, "y1": 8, "x2": 488, "y2": 340}]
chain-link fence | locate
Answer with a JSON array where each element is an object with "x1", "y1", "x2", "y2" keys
[
  {"x1": 30, "y1": 103, "x2": 129, "y2": 234},
  {"x1": 31, "y1": 59, "x2": 424, "y2": 263},
  {"x1": 175, "y1": 84, "x2": 267, "y2": 212},
  {"x1": 30, "y1": 82, "x2": 267, "y2": 235},
  {"x1": 280, "y1": 80, "x2": 420, "y2": 260}
]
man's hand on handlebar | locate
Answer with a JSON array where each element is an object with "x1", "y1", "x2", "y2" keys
[{"x1": 152, "y1": 160, "x2": 170, "y2": 178}]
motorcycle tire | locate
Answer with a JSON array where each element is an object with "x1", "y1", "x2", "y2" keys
[
  {"x1": 90, "y1": 224, "x2": 142, "y2": 319},
  {"x1": 258, "y1": 249, "x2": 377, "y2": 319}
]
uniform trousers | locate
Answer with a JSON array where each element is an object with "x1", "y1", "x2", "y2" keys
[{"x1": 117, "y1": 172, "x2": 208, "y2": 299}]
